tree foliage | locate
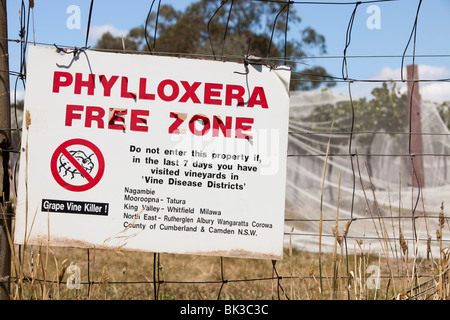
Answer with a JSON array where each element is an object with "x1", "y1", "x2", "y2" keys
[
  {"x1": 95, "y1": 0, "x2": 335, "y2": 91},
  {"x1": 302, "y1": 82, "x2": 408, "y2": 140},
  {"x1": 301, "y1": 82, "x2": 408, "y2": 173}
]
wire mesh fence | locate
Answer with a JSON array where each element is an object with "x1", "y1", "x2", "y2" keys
[{"x1": 3, "y1": 0, "x2": 450, "y2": 300}]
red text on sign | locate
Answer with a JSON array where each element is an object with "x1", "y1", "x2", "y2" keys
[
  {"x1": 65, "y1": 104, "x2": 149, "y2": 132},
  {"x1": 52, "y1": 71, "x2": 269, "y2": 108},
  {"x1": 169, "y1": 112, "x2": 253, "y2": 140}
]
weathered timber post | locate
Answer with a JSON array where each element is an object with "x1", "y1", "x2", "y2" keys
[
  {"x1": 407, "y1": 64, "x2": 424, "y2": 188},
  {"x1": 0, "y1": 0, "x2": 12, "y2": 300}
]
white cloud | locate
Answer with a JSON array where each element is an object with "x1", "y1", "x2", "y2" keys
[
  {"x1": 402, "y1": 65, "x2": 450, "y2": 103},
  {"x1": 373, "y1": 65, "x2": 450, "y2": 82},
  {"x1": 88, "y1": 24, "x2": 129, "y2": 44},
  {"x1": 421, "y1": 82, "x2": 450, "y2": 103},
  {"x1": 339, "y1": 65, "x2": 450, "y2": 104},
  {"x1": 372, "y1": 66, "x2": 403, "y2": 81}
]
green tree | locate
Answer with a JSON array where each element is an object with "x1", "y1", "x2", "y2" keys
[
  {"x1": 95, "y1": 0, "x2": 335, "y2": 91},
  {"x1": 96, "y1": 31, "x2": 139, "y2": 51},
  {"x1": 301, "y1": 82, "x2": 408, "y2": 174}
]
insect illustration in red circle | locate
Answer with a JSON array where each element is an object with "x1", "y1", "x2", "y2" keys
[
  {"x1": 58, "y1": 149, "x2": 95, "y2": 179},
  {"x1": 51, "y1": 139, "x2": 105, "y2": 192}
]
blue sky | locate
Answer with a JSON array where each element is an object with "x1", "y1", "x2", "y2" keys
[{"x1": 6, "y1": 0, "x2": 450, "y2": 102}]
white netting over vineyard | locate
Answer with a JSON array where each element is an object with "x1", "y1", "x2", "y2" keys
[{"x1": 285, "y1": 87, "x2": 450, "y2": 258}]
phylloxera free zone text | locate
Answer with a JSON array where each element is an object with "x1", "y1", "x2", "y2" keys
[{"x1": 53, "y1": 71, "x2": 271, "y2": 139}]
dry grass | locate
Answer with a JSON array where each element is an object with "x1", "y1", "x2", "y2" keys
[
  {"x1": 3, "y1": 225, "x2": 450, "y2": 300},
  {"x1": 5, "y1": 169, "x2": 450, "y2": 300},
  {"x1": 5, "y1": 245, "x2": 343, "y2": 300}
]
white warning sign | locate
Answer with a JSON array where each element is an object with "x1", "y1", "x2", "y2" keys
[{"x1": 14, "y1": 46, "x2": 291, "y2": 260}]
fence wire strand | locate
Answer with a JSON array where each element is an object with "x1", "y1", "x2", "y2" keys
[{"x1": 5, "y1": 0, "x2": 450, "y2": 300}]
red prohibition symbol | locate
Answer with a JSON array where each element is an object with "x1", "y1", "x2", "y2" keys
[{"x1": 51, "y1": 138, "x2": 105, "y2": 192}]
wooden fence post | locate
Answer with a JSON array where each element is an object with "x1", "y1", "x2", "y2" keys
[
  {"x1": 407, "y1": 64, "x2": 424, "y2": 188},
  {"x1": 0, "y1": 0, "x2": 12, "y2": 300}
]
